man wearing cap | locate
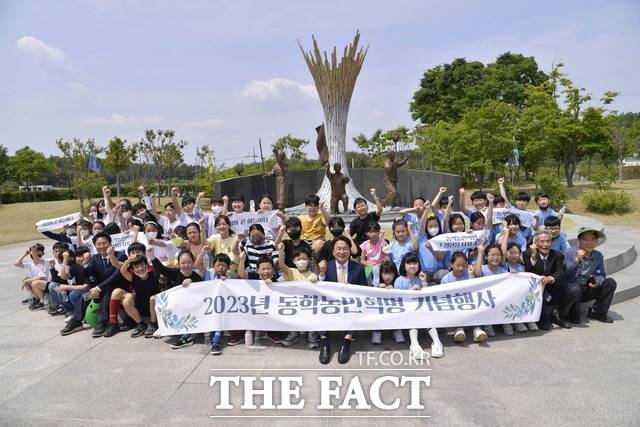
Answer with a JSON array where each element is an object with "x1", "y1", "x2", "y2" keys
[{"x1": 563, "y1": 227, "x2": 617, "y2": 324}]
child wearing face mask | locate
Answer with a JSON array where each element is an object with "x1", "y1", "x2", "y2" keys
[
  {"x1": 277, "y1": 244, "x2": 318, "y2": 347},
  {"x1": 417, "y1": 209, "x2": 449, "y2": 285},
  {"x1": 315, "y1": 217, "x2": 359, "y2": 264},
  {"x1": 15, "y1": 243, "x2": 48, "y2": 309},
  {"x1": 237, "y1": 224, "x2": 278, "y2": 272},
  {"x1": 277, "y1": 217, "x2": 313, "y2": 270},
  {"x1": 119, "y1": 254, "x2": 161, "y2": 338}
]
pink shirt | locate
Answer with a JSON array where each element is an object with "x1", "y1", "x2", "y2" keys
[{"x1": 360, "y1": 239, "x2": 386, "y2": 266}]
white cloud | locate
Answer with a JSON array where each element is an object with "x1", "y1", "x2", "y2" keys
[
  {"x1": 80, "y1": 113, "x2": 161, "y2": 127},
  {"x1": 183, "y1": 117, "x2": 227, "y2": 130},
  {"x1": 66, "y1": 82, "x2": 87, "y2": 94},
  {"x1": 239, "y1": 78, "x2": 316, "y2": 101},
  {"x1": 16, "y1": 36, "x2": 66, "y2": 63}
]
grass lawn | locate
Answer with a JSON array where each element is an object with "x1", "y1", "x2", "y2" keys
[{"x1": 1, "y1": 180, "x2": 638, "y2": 246}]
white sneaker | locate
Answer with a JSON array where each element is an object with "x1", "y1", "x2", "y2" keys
[
  {"x1": 514, "y1": 323, "x2": 528, "y2": 333},
  {"x1": 526, "y1": 322, "x2": 539, "y2": 331},
  {"x1": 410, "y1": 344, "x2": 428, "y2": 360},
  {"x1": 371, "y1": 331, "x2": 382, "y2": 344},
  {"x1": 503, "y1": 324, "x2": 514, "y2": 336},
  {"x1": 430, "y1": 341, "x2": 444, "y2": 358},
  {"x1": 453, "y1": 327, "x2": 466, "y2": 342},
  {"x1": 484, "y1": 325, "x2": 495, "y2": 337},
  {"x1": 153, "y1": 329, "x2": 163, "y2": 339},
  {"x1": 473, "y1": 327, "x2": 487, "y2": 343},
  {"x1": 393, "y1": 329, "x2": 405, "y2": 343}
]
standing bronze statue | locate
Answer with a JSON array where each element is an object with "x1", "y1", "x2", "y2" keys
[
  {"x1": 327, "y1": 162, "x2": 349, "y2": 214},
  {"x1": 267, "y1": 148, "x2": 288, "y2": 210},
  {"x1": 382, "y1": 150, "x2": 409, "y2": 209},
  {"x1": 315, "y1": 124, "x2": 329, "y2": 166}
]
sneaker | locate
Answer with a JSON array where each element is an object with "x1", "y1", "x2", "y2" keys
[
  {"x1": 119, "y1": 321, "x2": 134, "y2": 331},
  {"x1": 60, "y1": 320, "x2": 84, "y2": 336},
  {"x1": 171, "y1": 334, "x2": 194, "y2": 349},
  {"x1": 29, "y1": 301, "x2": 44, "y2": 311},
  {"x1": 144, "y1": 322, "x2": 158, "y2": 338},
  {"x1": 210, "y1": 341, "x2": 223, "y2": 355},
  {"x1": 430, "y1": 341, "x2": 444, "y2": 358},
  {"x1": 484, "y1": 325, "x2": 495, "y2": 337},
  {"x1": 21, "y1": 297, "x2": 33, "y2": 305},
  {"x1": 514, "y1": 323, "x2": 528, "y2": 333},
  {"x1": 226, "y1": 333, "x2": 244, "y2": 346},
  {"x1": 453, "y1": 327, "x2": 466, "y2": 342},
  {"x1": 264, "y1": 332, "x2": 284, "y2": 344},
  {"x1": 503, "y1": 324, "x2": 514, "y2": 336},
  {"x1": 393, "y1": 329, "x2": 405, "y2": 343},
  {"x1": 526, "y1": 322, "x2": 539, "y2": 331},
  {"x1": 64, "y1": 315, "x2": 72, "y2": 323},
  {"x1": 410, "y1": 344, "x2": 428, "y2": 360},
  {"x1": 103, "y1": 322, "x2": 120, "y2": 338},
  {"x1": 282, "y1": 331, "x2": 300, "y2": 347},
  {"x1": 308, "y1": 331, "x2": 319, "y2": 349},
  {"x1": 92, "y1": 321, "x2": 107, "y2": 338},
  {"x1": 371, "y1": 331, "x2": 382, "y2": 345},
  {"x1": 153, "y1": 329, "x2": 163, "y2": 339},
  {"x1": 131, "y1": 322, "x2": 147, "y2": 338},
  {"x1": 50, "y1": 306, "x2": 65, "y2": 316},
  {"x1": 473, "y1": 327, "x2": 487, "y2": 343}
]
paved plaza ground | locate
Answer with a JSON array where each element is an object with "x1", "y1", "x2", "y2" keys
[{"x1": 0, "y1": 240, "x2": 639, "y2": 426}]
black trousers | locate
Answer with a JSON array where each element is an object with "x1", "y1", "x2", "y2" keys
[
  {"x1": 541, "y1": 286, "x2": 580, "y2": 319},
  {"x1": 565, "y1": 278, "x2": 617, "y2": 320}
]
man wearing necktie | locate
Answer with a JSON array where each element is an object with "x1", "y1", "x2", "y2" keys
[
  {"x1": 523, "y1": 229, "x2": 576, "y2": 330},
  {"x1": 317, "y1": 236, "x2": 368, "y2": 365}
]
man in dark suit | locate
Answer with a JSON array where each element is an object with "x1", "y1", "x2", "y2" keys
[
  {"x1": 523, "y1": 229, "x2": 577, "y2": 330},
  {"x1": 85, "y1": 232, "x2": 127, "y2": 337},
  {"x1": 317, "y1": 235, "x2": 367, "y2": 365}
]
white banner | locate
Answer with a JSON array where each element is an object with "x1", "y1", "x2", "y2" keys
[
  {"x1": 492, "y1": 207, "x2": 535, "y2": 228},
  {"x1": 155, "y1": 273, "x2": 543, "y2": 336},
  {"x1": 228, "y1": 211, "x2": 275, "y2": 234},
  {"x1": 35, "y1": 212, "x2": 82, "y2": 231},
  {"x1": 428, "y1": 230, "x2": 490, "y2": 252},
  {"x1": 110, "y1": 232, "x2": 148, "y2": 252}
]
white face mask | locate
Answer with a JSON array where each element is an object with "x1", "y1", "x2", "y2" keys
[
  {"x1": 294, "y1": 260, "x2": 309, "y2": 271},
  {"x1": 427, "y1": 227, "x2": 439, "y2": 237},
  {"x1": 211, "y1": 206, "x2": 223, "y2": 215},
  {"x1": 145, "y1": 231, "x2": 157, "y2": 240},
  {"x1": 80, "y1": 229, "x2": 90, "y2": 238}
]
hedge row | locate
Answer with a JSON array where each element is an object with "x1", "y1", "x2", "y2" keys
[{"x1": 1, "y1": 189, "x2": 76, "y2": 204}]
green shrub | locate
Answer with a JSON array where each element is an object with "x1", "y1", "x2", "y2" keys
[
  {"x1": 534, "y1": 172, "x2": 567, "y2": 208},
  {"x1": 0, "y1": 189, "x2": 75, "y2": 204},
  {"x1": 582, "y1": 190, "x2": 632, "y2": 215},
  {"x1": 588, "y1": 166, "x2": 617, "y2": 191}
]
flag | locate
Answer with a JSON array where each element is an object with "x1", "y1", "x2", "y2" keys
[{"x1": 88, "y1": 149, "x2": 101, "y2": 172}]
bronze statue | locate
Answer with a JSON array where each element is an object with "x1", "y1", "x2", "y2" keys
[
  {"x1": 327, "y1": 162, "x2": 349, "y2": 214},
  {"x1": 267, "y1": 149, "x2": 288, "y2": 210},
  {"x1": 382, "y1": 150, "x2": 409, "y2": 209},
  {"x1": 316, "y1": 124, "x2": 329, "y2": 166}
]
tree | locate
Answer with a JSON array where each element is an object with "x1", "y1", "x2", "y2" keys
[
  {"x1": 549, "y1": 65, "x2": 616, "y2": 187},
  {"x1": 7, "y1": 147, "x2": 52, "y2": 200},
  {"x1": 138, "y1": 129, "x2": 188, "y2": 196},
  {"x1": 410, "y1": 52, "x2": 547, "y2": 125},
  {"x1": 0, "y1": 144, "x2": 8, "y2": 184},
  {"x1": 195, "y1": 144, "x2": 215, "y2": 193},
  {"x1": 103, "y1": 136, "x2": 136, "y2": 197},
  {"x1": 56, "y1": 138, "x2": 105, "y2": 213},
  {"x1": 272, "y1": 134, "x2": 309, "y2": 162},
  {"x1": 353, "y1": 126, "x2": 413, "y2": 157},
  {"x1": 607, "y1": 112, "x2": 640, "y2": 182}
]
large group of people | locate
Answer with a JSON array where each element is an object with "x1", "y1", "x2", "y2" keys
[{"x1": 16, "y1": 179, "x2": 617, "y2": 365}]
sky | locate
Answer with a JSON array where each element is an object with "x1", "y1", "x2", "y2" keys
[{"x1": 1, "y1": 0, "x2": 639, "y2": 167}]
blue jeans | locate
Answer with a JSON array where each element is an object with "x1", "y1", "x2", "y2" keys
[{"x1": 61, "y1": 290, "x2": 85, "y2": 321}]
